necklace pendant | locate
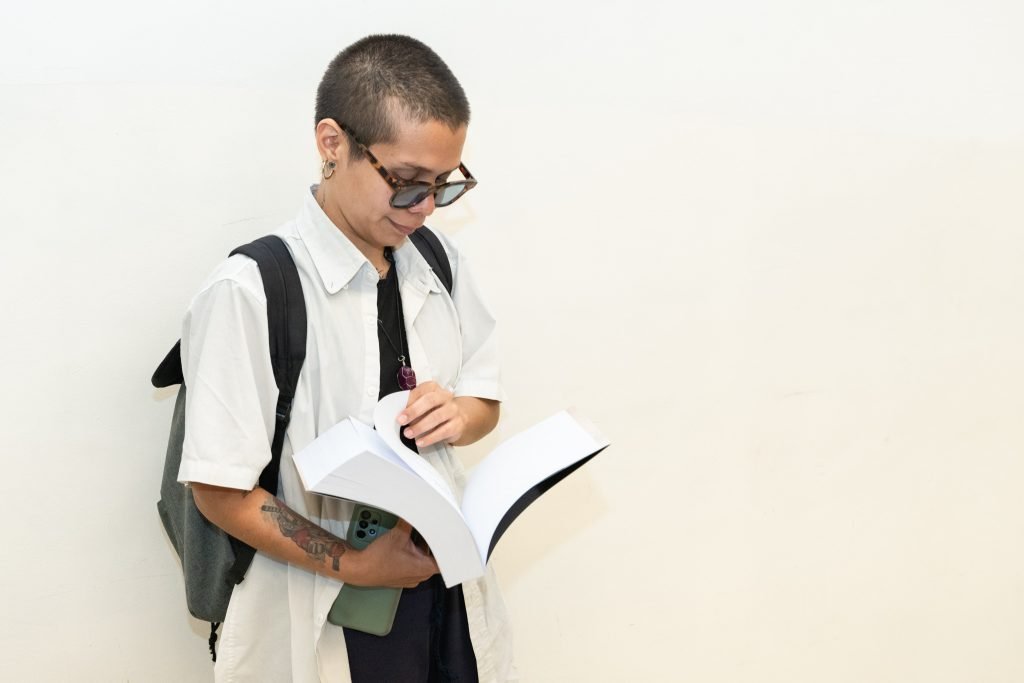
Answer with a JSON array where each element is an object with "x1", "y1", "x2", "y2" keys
[{"x1": 397, "y1": 365, "x2": 417, "y2": 390}]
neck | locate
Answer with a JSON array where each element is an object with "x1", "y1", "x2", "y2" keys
[{"x1": 316, "y1": 183, "x2": 388, "y2": 273}]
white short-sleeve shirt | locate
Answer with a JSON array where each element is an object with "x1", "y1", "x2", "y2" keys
[{"x1": 178, "y1": 187, "x2": 517, "y2": 682}]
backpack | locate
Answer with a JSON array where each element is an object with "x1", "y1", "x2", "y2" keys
[{"x1": 154, "y1": 228, "x2": 453, "y2": 659}]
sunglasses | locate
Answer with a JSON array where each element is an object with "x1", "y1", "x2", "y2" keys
[{"x1": 339, "y1": 123, "x2": 477, "y2": 209}]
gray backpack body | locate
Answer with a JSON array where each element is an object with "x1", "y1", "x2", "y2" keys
[{"x1": 154, "y1": 235, "x2": 306, "y2": 658}]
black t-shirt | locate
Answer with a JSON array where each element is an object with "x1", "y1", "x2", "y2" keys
[
  {"x1": 376, "y1": 248, "x2": 405, "y2": 399},
  {"x1": 344, "y1": 247, "x2": 478, "y2": 683}
]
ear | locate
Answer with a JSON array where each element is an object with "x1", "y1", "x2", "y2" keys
[{"x1": 315, "y1": 118, "x2": 349, "y2": 164}]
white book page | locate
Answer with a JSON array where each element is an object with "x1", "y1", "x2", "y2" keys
[
  {"x1": 291, "y1": 420, "x2": 357, "y2": 490},
  {"x1": 293, "y1": 418, "x2": 482, "y2": 585},
  {"x1": 292, "y1": 418, "x2": 409, "y2": 490},
  {"x1": 310, "y1": 453, "x2": 482, "y2": 587},
  {"x1": 349, "y1": 418, "x2": 410, "y2": 469},
  {"x1": 461, "y1": 410, "x2": 609, "y2": 561},
  {"x1": 373, "y1": 391, "x2": 459, "y2": 510}
]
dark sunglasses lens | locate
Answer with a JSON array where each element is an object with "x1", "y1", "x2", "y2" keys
[
  {"x1": 391, "y1": 186, "x2": 430, "y2": 208},
  {"x1": 391, "y1": 181, "x2": 473, "y2": 208},
  {"x1": 434, "y1": 182, "x2": 470, "y2": 207}
]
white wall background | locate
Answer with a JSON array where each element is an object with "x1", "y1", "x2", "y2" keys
[{"x1": 2, "y1": 1, "x2": 1023, "y2": 681}]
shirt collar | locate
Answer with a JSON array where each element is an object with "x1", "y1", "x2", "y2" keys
[
  {"x1": 296, "y1": 185, "x2": 439, "y2": 295},
  {"x1": 297, "y1": 185, "x2": 371, "y2": 294}
]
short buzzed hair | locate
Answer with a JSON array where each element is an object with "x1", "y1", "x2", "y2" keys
[{"x1": 315, "y1": 35, "x2": 471, "y2": 161}]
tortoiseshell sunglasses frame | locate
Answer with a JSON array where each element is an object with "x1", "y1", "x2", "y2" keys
[{"x1": 339, "y1": 123, "x2": 477, "y2": 209}]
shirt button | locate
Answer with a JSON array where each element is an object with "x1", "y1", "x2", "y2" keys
[{"x1": 366, "y1": 387, "x2": 375, "y2": 397}]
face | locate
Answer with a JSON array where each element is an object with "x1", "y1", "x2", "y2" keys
[{"x1": 316, "y1": 114, "x2": 468, "y2": 260}]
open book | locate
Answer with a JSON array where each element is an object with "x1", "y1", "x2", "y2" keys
[{"x1": 292, "y1": 391, "x2": 609, "y2": 588}]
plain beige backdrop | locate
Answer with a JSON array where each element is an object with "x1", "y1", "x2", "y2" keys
[{"x1": 2, "y1": 1, "x2": 1023, "y2": 681}]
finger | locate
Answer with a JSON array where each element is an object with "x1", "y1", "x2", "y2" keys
[
  {"x1": 413, "y1": 554, "x2": 440, "y2": 578},
  {"x1": 403, "y1": 382, "x2": 432, "y2": 407},
  {"x1": 403, "y1": 544, "x2": 439, "y2": 587},
  {"x1": 401, "y1": 390, "x2": 451, "y2": 427},
  {"x1": 382, "y1": 518, "x2": 413, "y2": 544},
  {"x1": 403, "y1": 402, "x2": 455, "y2": 439},
  {"x1": 379, "y1": 521, "x2": 417, "y2": 554},
  {"x1": 413, "y1": 419, "x2": 461, "y2": 449},
  {"x1": 398, "y1": 382, "x2": 444, "y2": 425}
]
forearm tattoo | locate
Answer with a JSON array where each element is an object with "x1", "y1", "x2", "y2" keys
[{"x1": 261, "y1": 495, "x2": 350, "y2": 571}]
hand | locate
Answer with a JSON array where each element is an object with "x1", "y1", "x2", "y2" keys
[
  {"x1": 350, "y1": 518, "x2": 438, "y2": 588},
  {"x1": 397, "y1": 381, "x2": 467, "y2": 449}
]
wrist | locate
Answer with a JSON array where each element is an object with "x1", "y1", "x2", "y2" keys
[{"x1": 336, "y1": 547, "x2": 367, "y2": 585}]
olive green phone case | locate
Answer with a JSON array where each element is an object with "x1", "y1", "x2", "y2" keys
[{"x1": 327, "y1": 505, "x2": 402, "y2": 636}]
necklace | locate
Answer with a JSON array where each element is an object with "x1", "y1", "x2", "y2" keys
[{"x1": 377, "y1": 252, "x2": 417, "y2": 391}]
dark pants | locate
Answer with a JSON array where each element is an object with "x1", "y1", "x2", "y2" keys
[{"x1": 344, "y1": 575, "x2": 479, "y2": 682}]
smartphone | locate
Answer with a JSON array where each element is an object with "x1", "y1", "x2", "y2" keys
[{"x1": 327, "y1": 505, "x2": 402, "y2": 636}]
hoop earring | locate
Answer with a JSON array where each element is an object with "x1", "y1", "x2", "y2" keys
[{"x1": 321, "y1": 159, "x2": 336, "y2": 180}]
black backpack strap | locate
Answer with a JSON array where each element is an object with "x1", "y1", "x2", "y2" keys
[
  {"x1": 409, "y1": 227, "x2": 453, "y2": 296},
  {"x1": 152, "y1": 340, "x2": 184, "y2": 388},
  {"x1": 225, "y1": 235, "x2": 307, "y2": 585}
]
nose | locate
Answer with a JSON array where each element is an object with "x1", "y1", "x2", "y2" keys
[{"x1": 408, "y1": 191, "x2": 436, "y2": 217}]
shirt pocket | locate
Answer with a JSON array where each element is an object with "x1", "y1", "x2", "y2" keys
[{"x1": 409, "y1": 284, "x2": 463, "y2": 390}]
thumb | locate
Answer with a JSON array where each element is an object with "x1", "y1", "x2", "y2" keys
[{"x1": 392, "y1": 518, "x2": 414, "y2": 538}]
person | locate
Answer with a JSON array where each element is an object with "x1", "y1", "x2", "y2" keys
[{"x1": 178, "y1": 35, "x2": 516, "y2": 682}]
